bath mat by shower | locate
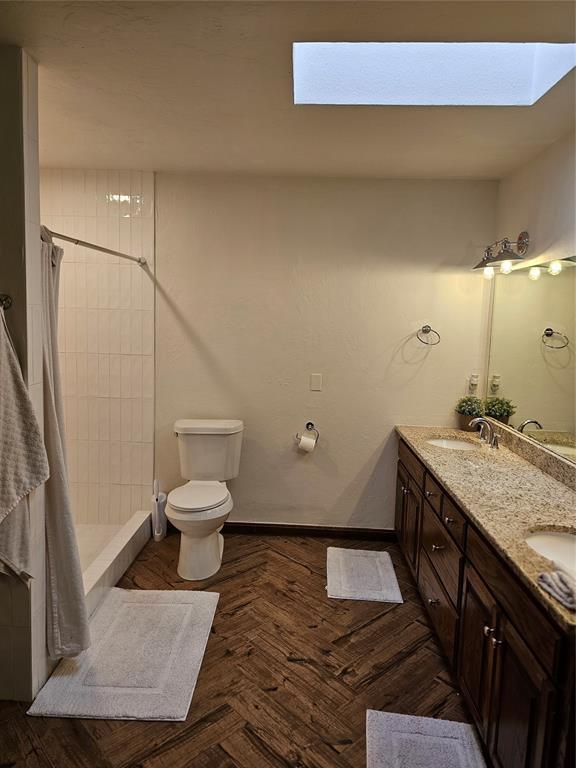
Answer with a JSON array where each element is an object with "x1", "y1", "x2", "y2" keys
[
  {"x1": 326, "y1": 547, "x2": 403, "y2": 602},
  {"x1": 366, "y1": 711, "x2": 486, "y2": 768},
  {"x1": 27, "y1": 588, "x2": 219, "y2": 721}
]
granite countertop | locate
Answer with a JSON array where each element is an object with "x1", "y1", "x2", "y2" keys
[{"x1": 395, "y1": 425, "x2": 576, "y2": 630}]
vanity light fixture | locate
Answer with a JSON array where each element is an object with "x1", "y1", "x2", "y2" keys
[
  {"x1": 548, "y1": 260, "x2": 563, "y2": 276},
  {"x1": 528, "y1": 266, "x2": 542, "y2": 281},
  {"x1": 474, "y1": 231, "x2": 530, "y2": 278}
]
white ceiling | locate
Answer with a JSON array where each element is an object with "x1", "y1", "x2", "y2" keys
[{"x1": 0, "y1": 1, "x2": 574, "y2": 178}]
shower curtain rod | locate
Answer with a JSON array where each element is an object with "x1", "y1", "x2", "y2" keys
[{"x1": 49, "y1": 230, "x2": 147, "y2": 266}]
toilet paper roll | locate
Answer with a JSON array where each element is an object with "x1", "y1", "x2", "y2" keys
[{"x1": 297, "y1": 433, "x2": 317, "y2": 453}]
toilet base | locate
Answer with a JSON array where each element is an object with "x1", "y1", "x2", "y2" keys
[{"x1": 177, "y1": 530, "x2": 225, "y2": 581}]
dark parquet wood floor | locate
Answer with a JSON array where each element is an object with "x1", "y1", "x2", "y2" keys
[{"x1": 0, "y1": 532, "x2": 470, "y2": 768}]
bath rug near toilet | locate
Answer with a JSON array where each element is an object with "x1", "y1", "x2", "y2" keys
[
  {"x1": 27, "y1": 587, "x2": 218, "y2": 721},
  {"x1": 366, "y1": 711, "x2": 486, "y2": 768},
  {"x1": 326, "y1": 547, "x2": 403, "y2": 602}
]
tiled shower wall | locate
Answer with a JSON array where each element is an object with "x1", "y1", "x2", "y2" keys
[{"x1": 39, "y1": 170, "x2": 154, "y2": 525}]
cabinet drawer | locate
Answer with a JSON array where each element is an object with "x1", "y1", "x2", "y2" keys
[
  {"x1": 418, "y1": 550, "x2": 458, "y2": 662},
  {"x1": 441, "y1": 496, "x2": 467, "y2": 549},
  {"x1": 424, "y1": 473, "x2": 443, "y2": 514},
  {"x1": 399, "y1": 440, "x2": 425, "y2": 489},
  {"x1": 421, "y1": 501, "x2": 462, "y2": 607}
]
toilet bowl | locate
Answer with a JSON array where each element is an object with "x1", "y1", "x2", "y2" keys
[{"x1": 166, "y1": 481, "x2": 234, "y2": 580}]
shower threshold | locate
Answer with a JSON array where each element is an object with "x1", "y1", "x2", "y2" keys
[{"x1": 79, "y1": 511, "x2": 151, "y2": 616}]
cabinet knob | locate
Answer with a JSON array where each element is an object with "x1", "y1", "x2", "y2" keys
[
  {"x1": 427, "y1": 598, "x2": 440, "y2": 606},
  {"x1": 444, "y1": 516, "x2": 455, "y2": 525},
  {"x1": 402, "y1": 487, "x2": 410, "y2": 496},
  {"x1": 425, "y1": 490, "x2": 438, "y2": 498},
  {"x1": 491, "y1": 637, "x2": 503, "y2": 648},
  {"x1": 483, "y1": 625, "x2": 495, "y2": 637},
  {"x1": 431, "y1": 544, "x2": 445, "y2": 552}
]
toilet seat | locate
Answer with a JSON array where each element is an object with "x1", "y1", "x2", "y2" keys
[{"x1": 167, "y1": 481, "x2": 230, "y2": 513}]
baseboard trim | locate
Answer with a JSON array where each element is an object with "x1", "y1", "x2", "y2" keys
[{"x1": 223, "y1": 522, "x2": 397, "y2": 540}]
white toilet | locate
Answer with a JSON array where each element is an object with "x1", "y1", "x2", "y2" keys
[{"x1": 166, "y1": 419, "x2": 244, "y2": 580}]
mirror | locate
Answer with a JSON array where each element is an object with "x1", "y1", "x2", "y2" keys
[{"x1": 487, "y1": 260, "x2": 576, "y2": 463}]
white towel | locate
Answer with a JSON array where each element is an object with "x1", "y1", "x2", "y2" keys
[
  {"x1": 0, "y1": 308, "x2": 49, "y2": 579},
  {"x1": 538, "y1": 568, "x2": 576, "y2": 612}
]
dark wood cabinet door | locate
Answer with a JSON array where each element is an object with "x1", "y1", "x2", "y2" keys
[
  {"x1": 402, "y1": 482, "x2": 422, "y2": 574},
  {"x1": 489, "y1": 617, "x2": 554, "y2": 768},
  {"x1": 458, "y1": 564, "x2": 499, "y2": 738},
  {"x1": 395, "y1": 462, "x2": 408, "y2": 538}
]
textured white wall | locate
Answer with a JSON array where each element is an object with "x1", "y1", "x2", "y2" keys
[
  {"x1": 497, "y1": 131, "x2": 575, "y2": 266},
  {"x1": 155, "y1": 175, "x2": 496, "y2": 529}
]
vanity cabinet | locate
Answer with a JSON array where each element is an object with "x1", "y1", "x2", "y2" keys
[{"x1": 395, "y1": 438, "x2": 573, "y2": 768}]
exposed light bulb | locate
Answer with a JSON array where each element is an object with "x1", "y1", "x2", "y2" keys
[
  {"x1": 528, "y1": 266, "x2": 541, "y2": 281},
  {"x1": 499, "y1": 260, "x2": 513, "y2": 275},
  {"x1": 548, "y1": 260, "x2": 562, "y2": 276},
  {"x1": 483, "y1": 266, "x2": 495, "y2": 280}
]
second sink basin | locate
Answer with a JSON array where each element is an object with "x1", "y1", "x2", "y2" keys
[
  {"x1": 426, "y1": 438, "x2": 476, "y2": 451},
  {"x1": 525, "y1": 531, "x2": 576, "y2": 577}
]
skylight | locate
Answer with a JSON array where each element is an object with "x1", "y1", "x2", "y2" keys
[{"x1": 293, "y1": 43, "x2": 576, "y2": 106}]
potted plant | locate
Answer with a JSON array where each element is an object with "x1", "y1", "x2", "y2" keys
[
  {"x1": 484, "y1": 397, "x2": 516, "y2": 425},
  {"x1": 455, "y1": 396, "x2": 484, "y2": 431}
]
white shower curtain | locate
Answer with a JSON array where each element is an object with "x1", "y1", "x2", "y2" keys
[{"x1": 41, "y1": 227, "x2": 90, "y2": 658}]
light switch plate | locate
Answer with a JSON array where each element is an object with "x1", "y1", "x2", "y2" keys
[{"x1": 310, "y1": 373, "x2": 323, "y2": 391}]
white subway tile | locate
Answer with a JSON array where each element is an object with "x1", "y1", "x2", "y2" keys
[
  {"x1": 88, "y1": 442, "x2": 99, "y2": 484},
  {"x1": 131, "y1": 398, "x2": 143, "y2": 442},
  {"x1": 87, "y1": 354, "x2": 99, "y2": 396},
  {"x1": 77, "y1": 400, "x2": 89, "y2": 441},
  {"x1": 88, "y1": 399, "x2": 99, "y2": 442},
  {"x1": 98, "y1": 397, "x2": 110, "y2": 441},
  {"x1": 77, "y1": 441, "x2": 89, "y2": 483},
  {"x1": 119, "y1": 265, "x2": 131, "y2": 309},
  {"x1": 109, "y1": 309, "x2": 121, "y2": 354},
  {"x1": 142, "y1": 356, "x2": 154, "y2": 399},
  {"x1": 98, "y1": 353, "x2": 110, "y2": 397},
  {"x1": 141, "y1": 173, "x2": 154, "y2": 219},
  {"x1": 97, "y1": 310, "x2": 110, "y2": 353},
  {"x1": 142, "y1": 398, "x2": 154, "y2": 443},
  {"x1": 119, "y1": 171, "x2": 131, "y2": 220},
  {"x1": 142, "y1": 310, "x2": 154, "y2": 355},
  {"x1": 109, "y1": 443, "x2": 121, "y2": 485},
  {"x1": 110, "y1": 398, "x2": 122, "y2": 442},
  {"x1": 130, "y1": 356, "x2": 143, "y2": 398},
  {"x1": 131, "y1": 311, "x2": 143, "y2": 355},
  {"x1": 120, "y1": 356, "x2": 132, "y2": 399}
]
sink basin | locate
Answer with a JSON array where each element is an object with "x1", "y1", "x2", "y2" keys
[
  {"x1": 525, "y1": 531, "x2": 576, "y2": 576},
  {"x1": 426, "y1": 438, "x2": 476, "y2": 451},
  {"x1": 543, "y1": 444, "x2": 576, "y2": 459}
]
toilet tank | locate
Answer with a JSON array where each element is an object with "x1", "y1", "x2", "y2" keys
[{"x1": 174, "y1": 419, "x2": 244, "y2": 481}]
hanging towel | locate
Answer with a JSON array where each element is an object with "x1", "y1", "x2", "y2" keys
[
  {"x1": 0, "y1": 307, "x2": 49, "y2": 579},
  {"x1": 41, "y1": 226, "x2": 90, "y2": 658},
  {"x1": 538, "y1": 568, "x2": 576, "y2": 612}
]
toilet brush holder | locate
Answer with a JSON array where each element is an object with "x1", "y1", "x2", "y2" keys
[{"x1": 151, "y1": 489, "x2": 168, "y2": 542}]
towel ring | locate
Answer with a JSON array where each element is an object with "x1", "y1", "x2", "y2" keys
[
  {"x1": 417, "y1": 325, "x2": 441, "y2": 345},
  {"x1": 0, "y1": 294, "x2": 12, "y2": 310},
  {"x1": 542, "y1": 328, "x2": 569, "y2": 349}
]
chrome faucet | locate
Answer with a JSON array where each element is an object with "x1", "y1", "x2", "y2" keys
[
  {"x1": 469, "y1": 417, "x2": 499, "y2": 449},
  {"x1": 518, "y1": 419, "x2": 543, "y2": 433}
]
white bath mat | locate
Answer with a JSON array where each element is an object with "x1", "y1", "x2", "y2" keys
[
  {"x1": 27, "y1": 587, "x2": 219, "y2": 721},
  {"x1": 326, "y1": 547, "x2": 403, "y2": 602},
  {"x1": 366, "y1": 711, "x2": 486, "y2": 768}
]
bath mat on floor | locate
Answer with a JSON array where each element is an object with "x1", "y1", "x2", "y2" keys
[
  {"x1": 366, "y1": 711, "x2": 486, "y2": 768},
  {"x1": 27, "y1": 587, "x2": 219, "y2": 721},
  {"x1": 326, "y1": 547, "x2": 403, "y2": 602}
]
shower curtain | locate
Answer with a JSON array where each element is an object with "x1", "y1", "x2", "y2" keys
[{"x1": 41, "y1": 227, "x2": 90, "y2": 658}]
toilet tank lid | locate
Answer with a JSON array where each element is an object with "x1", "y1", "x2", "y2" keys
[{"x1": 174, "y1": 419, "x2": 244, "y2": 435}]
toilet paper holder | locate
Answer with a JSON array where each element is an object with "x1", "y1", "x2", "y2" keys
[{"x1": 295, "y1": 421, "x2": 320, "y2": 445}]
